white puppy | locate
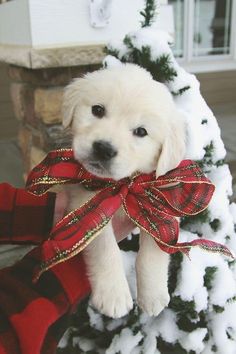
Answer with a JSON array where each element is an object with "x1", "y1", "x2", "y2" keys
[{"x1": 62, "y1": 64, "x2": 186, "y2": 318}]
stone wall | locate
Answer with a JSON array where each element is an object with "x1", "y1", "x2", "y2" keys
[
  {"x1": 9, "y1": 64, "x2": 100, "y2": 176},
  {"x1": 0, "y1": 63, "x2": 17, "y2": 139}
]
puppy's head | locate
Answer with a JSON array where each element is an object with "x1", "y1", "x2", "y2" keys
[{"x1": 63, "y1": 64, "x2": 185, "y2": 180}]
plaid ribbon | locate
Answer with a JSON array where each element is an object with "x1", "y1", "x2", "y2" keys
[{"x1": 26, "y1": 149, "x2": 233, "y2": 280}]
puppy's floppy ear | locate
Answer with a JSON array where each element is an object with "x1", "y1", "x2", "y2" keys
[
  {"x1": 62, "y1": 78, "x2": 85, "y2": 128},
  {"x1": 156, "y1": 110, "x2": 186, "y2": 177}
]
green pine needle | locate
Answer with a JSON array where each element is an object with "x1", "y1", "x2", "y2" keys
[
  {"x1": 171, "y1": 85, "x2": 191, "y2": 96},
  {"x1": 140, "y1": 0, "x2": 157, "y2": 28},
  {"x1": 119, "y1": 36, "x2": 178, "y2": 83},
  {"x1": 180, "y1": 208, "x2": 210, "y2": 228},
  {"x1": 104, "y1": 45, "x2": 119, "y2": 58},
  {"x1": 213, "y1": 305, "x2": 225, "y2": 313},
  {"x1": 204, "y1": 267, "x2": 217, "y2": 290},
  {"x1": 209, "y1": 218, "x2": 221, "y2": 232}
]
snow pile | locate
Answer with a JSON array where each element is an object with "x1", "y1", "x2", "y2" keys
[
  {"x1": 179, "y1": 327, "x2": 208, "y2": 353},
  {"x1": 106, "y1": 328, "x2": 143, "y2": 354}
]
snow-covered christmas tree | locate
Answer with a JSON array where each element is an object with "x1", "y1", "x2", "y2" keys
[{"x1": 58, "y1": 1, "x2": 236, "y2": 353}]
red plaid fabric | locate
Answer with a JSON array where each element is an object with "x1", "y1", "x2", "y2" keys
[
  {"x1": 0, "y1": 183, "x2": 90, "y2": 354},
  {"x1": 0, "y1": 183, "x2": 55, "y2": 244},
  {"x1": 26, "y1": 149, "x2": 233, "y2": 280},
  {"x1": 0, "y1": 248, "x2": 90, "y2": 354}
]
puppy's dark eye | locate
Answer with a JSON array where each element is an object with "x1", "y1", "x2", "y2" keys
[
  {"x1": 133, "y1": 127, "x2": 148, "y2": 137},
  {"x1": 92, "y1": 104, "x2": 105, "y2": 118}
]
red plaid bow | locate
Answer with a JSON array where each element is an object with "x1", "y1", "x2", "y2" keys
[{"x1": 26, "y1": 149, "x2": 233, "y2": 280}]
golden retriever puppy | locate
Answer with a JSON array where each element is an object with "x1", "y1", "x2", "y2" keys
[{"x1": 62, "y1": 64, "x2": 186, "y2": 318}]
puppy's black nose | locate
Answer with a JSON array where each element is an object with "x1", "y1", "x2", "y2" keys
[{"x1": 92, "y1": 140, "x2": 117, "y2": 161}]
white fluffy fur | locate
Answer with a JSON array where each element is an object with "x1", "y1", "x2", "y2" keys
[{"x1": 63, "y1": 64, "x2": 186, "y2": 318}]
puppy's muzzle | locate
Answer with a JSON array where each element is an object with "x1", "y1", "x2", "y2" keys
[{"x1": 92, "y1": 140, "x2": 118, "y2": 161}]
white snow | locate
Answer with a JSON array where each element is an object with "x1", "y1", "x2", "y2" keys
[
  {"x1": 211, "y1": 302, "x2": 236, "y2": 354},
  {"x1": 179, "y1": 328, "x2": 208, "y2": 353},
  {"x1": 128, "y1": 28, "x2": 174, "y2": 60},
  {"x1": 106, "y1": 317, "x2": 124, "y2": 331},
  {"x1": 142, "y1": 335, "x2": 159, "y2": 354},
  {"x1": 154, "y1": 309, "x2": 180, "y2": 343},
  {"x1": 174, "y1": 240, "x2": 236, "y2": 308},
  {"x1": 58, "y1": 328, "x2": 71, "y2": 348},
  {"x1": 104, "y1": 54, "x2": 123, "y2": 68},
  {"x1": 229, "y1": 203, "x2": 236, "y2": 224},
  {"x1": 72, "y1": 337, "x2": 95, "y2": 352},
  {"x1": 87, "y1": 305, "x2": 104, "y2": 331},
  {"x1": 210, "y1": 263, "x2": 236, "y2": 306},
  {"x1": 194, "y1": 286, "x2": 209, "y2": 313},
  {"x1": 106, "y1": 328, "x2": 143, "y2": 354}
]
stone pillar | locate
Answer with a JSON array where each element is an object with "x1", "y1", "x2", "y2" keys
[{"x1": 8, "y1": 64, "x2": 100, "y2": 177}]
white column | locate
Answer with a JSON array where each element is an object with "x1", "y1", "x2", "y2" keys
[{"x1": 231, "y1": 0, "x2": 236, "y2": 60}]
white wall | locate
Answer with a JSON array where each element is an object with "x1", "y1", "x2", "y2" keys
[
  {"x1": 0, "y1": 0, "x2": 31, "y2": 45},
  {"x1": 29, "y1": 0, "x2": 144, "y2": 47},
  {"x1": 0, "y1": 0, "x2": 173, "y2": 48}
]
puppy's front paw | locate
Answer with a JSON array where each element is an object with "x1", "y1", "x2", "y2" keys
[
  {"x1": 91, "y1": 278, "x2": 133, "y2": 318},
  {"x1": 137, "y1": 288, "x2": 170, "y2": 317}
]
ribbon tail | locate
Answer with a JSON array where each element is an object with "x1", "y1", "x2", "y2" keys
[
  {"x1": 123, "y1": 193, "x2": 234, "y2": 261},
  {"x1": 33, "y1": 187, "x2": 124, "y2": 282},
  {"x1": 157, "y1": 238, "x2": 234, "y2": 260},
  {"x1": 33, "y1": 217, "x2": 112, "y2": 282},
  {"x1": 187, "y1": 238, "x2": 234, "y2": 259}
]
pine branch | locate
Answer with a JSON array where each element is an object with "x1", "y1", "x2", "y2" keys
[
  {"x1": 209, "y1": 218, "x2": 221, "y2": 232},
  {"x1": 180, "y1": 208, "x2": 210, "y2": 229},
  {"x1": 104, "y1": 45, "x2": 119, "y2": 58},
  {"x1": 204, "y1": 266, "x2": 217, "y2": 290},
  {"x1": 122, "y1": 36, "x2": 177, "y2": 82},
  {"x1": 156, "y1": 336, "x2": 189, "y2": 354},
  {"x1": 140, "y1": 0, "x2": 157, "y2": 28},
  {"x1": 171, "y1": 85, "x2": 191, "y2": 96},
  {"x1": 168, "y1": 253, "x2": 183, "y2": 294},
  {"x1": 213, "y1": 305, "x2": 224, "y2": 313},
  {"x1": 170, "y1": 296, "x2": 198, "y2": 318},
  {"x1": 196, "y1": 141, "x2": 214, "y2": 170}
]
